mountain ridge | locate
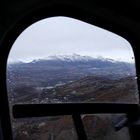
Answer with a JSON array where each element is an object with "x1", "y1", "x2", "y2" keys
[{"x1": 8, "y1": 54, "x2": 134, "y2": 64}]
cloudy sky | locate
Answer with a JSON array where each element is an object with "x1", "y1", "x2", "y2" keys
[{"x1": 8, "y1": 16, "x2": 134, "y2": 63}]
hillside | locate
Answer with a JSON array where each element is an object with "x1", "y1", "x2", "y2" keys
[{"x1": 40, "y1": 76, "x2": 138, "y2": 103}]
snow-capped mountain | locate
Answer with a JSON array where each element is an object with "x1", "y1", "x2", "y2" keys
[
  {"x1": 8, "y1": 54, "x2": 135, "y2": 78},
  {"x1": 28, "y1": 54, "x2": 120, "y2": 63},
  {"x1": 7, "y1": 53, "x2": 136, "y2": 99},
  {"x1": 8, "y1": 54, "x2": 134, "y2": 64},
  {"x1": 45, "y1": 54, "x2": 94, "y2": 62}
]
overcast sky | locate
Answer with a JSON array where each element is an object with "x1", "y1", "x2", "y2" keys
[{"x1": 8, "y1": 16, "x2": 134, "y2": 63}]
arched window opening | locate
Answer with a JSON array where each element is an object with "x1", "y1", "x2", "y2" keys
[{"x1": 7, "y1": 16, "x2": 139, "y2": 140}]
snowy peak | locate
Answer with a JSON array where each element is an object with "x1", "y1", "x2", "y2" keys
[
  {"x1": 96, "y1": 56, "x2": 117, "y2": 63},
  {"x1": 45, "y1": 54, "x2": 95, "y2": 62},
  {"x1": 43, "y1": 54, "x2": 120, "y2": 64}
]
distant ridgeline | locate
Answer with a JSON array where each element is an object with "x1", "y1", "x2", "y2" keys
[{"x1": 7, "y1": 54, "x2": 136, "y2": 85}]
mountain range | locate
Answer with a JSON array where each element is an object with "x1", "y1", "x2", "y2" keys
[{"x1": 8, "y1": 54, "x2": 136, "y2": 81}]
